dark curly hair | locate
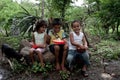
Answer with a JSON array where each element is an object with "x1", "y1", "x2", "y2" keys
[{"x1": 35, "y1": 19, "x2": 47, "y2": 31}]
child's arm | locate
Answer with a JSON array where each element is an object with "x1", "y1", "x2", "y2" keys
[
  {"x1": 61, "y1": 30, "x2": 67, "y2": 43},
  {"x1": 82, "y1": 36, "x2": 88, "y2": 49},
  {"x1": 46, "y1": 30, "x2": 52, "y2": 44},
  {"x1": 32, "y1": 33, "x2": 35, "y2": 43},
  {"x1": 46, "y1": 34, "x2": 51, "y2": 45},
  {"x1": 43, "y1": 33, "x2": 47, "y2": 48},
  {"x1": 30, "y1": 33, "x2": 35, "y2": 46},
  {"x1": 31, "y1": 33, "x2": 38, "y2": 48}
]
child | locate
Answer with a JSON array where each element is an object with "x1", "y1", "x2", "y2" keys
[
  {"x1": 67, "y1": 20, "x2": 90, "y2": 77},
  {"x1": 29, "y1": 20, "x2": 47, "y2": 67},
  {"x1": 47, "y1": 18, "x2": 68, "y2": 71}
]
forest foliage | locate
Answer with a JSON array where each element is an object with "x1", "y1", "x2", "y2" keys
[
  {"x1": 0, "y1": 1, "x2": 120, "y2": 79},
  {"x1": 0, "y1": 0, "x2": 119, "y2": 38},
  {"x1": 0, "y1": 0, "x2": 120, "y2": 60}
]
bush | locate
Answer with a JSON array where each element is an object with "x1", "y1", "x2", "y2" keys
[
  {"x1": 59, "y1": 71, "x2": 70, "y2": 80},
  {"x1": 95, "y1": 40, "x2": 120, "y2": 60},
  {"x1": 31, "y1": 61, "x2": 53, "y2": 73},
  {"x1": 12, "y1": 59, "x2": 26, "y2": 73},
  {"x1": 0, "y1": 36, "x2": 23, "y2": 51}
]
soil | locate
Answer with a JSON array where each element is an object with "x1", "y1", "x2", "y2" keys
[
  {"x1": 0, "y1": 49, "x2": 120, "y2": 80},
  {"x1": 0, "y1": 37, "x2": 120, "y2": 80}
]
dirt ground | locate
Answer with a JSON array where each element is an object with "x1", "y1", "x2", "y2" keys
[{"x1": 0, "y1": 48, "x2": 120, "y2": 80}]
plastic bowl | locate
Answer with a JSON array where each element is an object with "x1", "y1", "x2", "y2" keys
[{"x1": 53, "y1": 40, "x2": 65, "y2": 45}]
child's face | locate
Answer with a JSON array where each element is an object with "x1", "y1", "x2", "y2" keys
[
  {"x1": 72, "y1": 22, "x2": 81, "y2": 33},
  {"x1": 39, "y1": 26, "x2": 46, "y2": 33},
  {"x1": 53, "y1": 25, "x2": 61, "y2": 33}
]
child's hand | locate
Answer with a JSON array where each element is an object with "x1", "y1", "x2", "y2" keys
[
  {"x1": 77, "y1": 46, "x2": 86, "y2": 53},
  {"x1": 77, "y1": 45, "x2": 87, "y2": 50},
  {"x1": 84, "y1": 45, "x2": 88, "y2": 50},
  {"x1": 30, "y1": 42, "x2": 34, "y2": 47},
  {"x1": 62, "y1": 39, "x2": 67, "y2": 43}
]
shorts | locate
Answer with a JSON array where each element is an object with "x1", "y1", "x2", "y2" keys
[
  {"x1": 30, "y1": 48, "x2": 45, "y2": 53},
  {"x1": 49, "y1": 44, "x2": 64, "y2": 54},
  {"x1": 49, "y1": 44, "x2": 64, "y2": 63}
]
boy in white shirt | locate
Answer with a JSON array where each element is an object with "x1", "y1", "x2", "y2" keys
[{"x1": 67, "y1": 20, "x2": 90, "y2": 77}]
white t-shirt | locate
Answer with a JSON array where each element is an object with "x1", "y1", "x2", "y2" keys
[
  {"x1": 68, "y1": 31, "x2": 84, "y2": 50},
  {"x1": 34, "y1": 31, "x2": 45, "y2": 44}
]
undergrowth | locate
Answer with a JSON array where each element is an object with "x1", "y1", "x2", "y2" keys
[{"x1": 95, "y1": 40, "x2": 120, "y2": 60}]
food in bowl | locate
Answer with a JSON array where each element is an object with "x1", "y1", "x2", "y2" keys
[{"x1": 52, "y1": 39, "x2": 65, "y2": 45}]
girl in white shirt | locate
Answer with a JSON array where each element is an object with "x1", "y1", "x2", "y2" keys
[
  {"x1": 29, "y1": 20, "x2": 47, "y2": 67},
  {"x1": 67, "y1": 20, "x2": 90, "y2": 77}
]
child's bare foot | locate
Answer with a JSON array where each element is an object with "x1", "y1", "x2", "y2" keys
[
  {"x1": 61, "y1": 65, "x2": 67, "y2": 71},
  {"x1": 56, "y1": 63, "x2": 60, "y2": 70}
]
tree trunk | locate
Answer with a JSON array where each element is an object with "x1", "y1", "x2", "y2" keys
[
  {"x1": 116, "y1": 20, "x2": 120, "y2": 40},
  {"x1": 61, "y1": 0, "x2": 66, "y2": 20},
  {"x1": 5, "y1": 28, "x2": 9, "y2": 37},
  {"x1": 41, "y1": 0, "x2": 44, "y2": 19},
  {"x1": 112, "y1": 25, "x2": 115, "y2": 34},
  {"x1": 96, "y1": 0, "x2": 100, "y2": 11},
  {"x1": 116, "y1": 20, "x2": 119, "y2": 35},
  {"x1": 82, "y1": 29, "x2": 90, "y2": 47}
]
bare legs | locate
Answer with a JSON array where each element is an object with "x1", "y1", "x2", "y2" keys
[
  {"x1": 54, "y1": 44, "x2": 68, "y2": 71},
  {"x1": 37, "y1": 51, "x2": 45, "y2": 67},
  {"x1": 61, "y1": 44, "x2": 68, "y2": 71},
  {"x1": 54, "y1": 45, "x2": 61, "y2": 70},
  {"x1": 82, "y1": 65, "x2": 87, "y2": 71},
  {"x1": 30, "y1": 49, "x2": 34, "y2": 64},
  {"x1": 29, "y1": 49, "x2": 44, "y2": 67}
]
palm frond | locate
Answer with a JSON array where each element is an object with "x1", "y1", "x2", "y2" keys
[
  {"x1": 19, "y1": 5, "x2": 31, "y2": 16},
  {"x1": 17, "y1": 15, "x2": 40, "y2": 35}
]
